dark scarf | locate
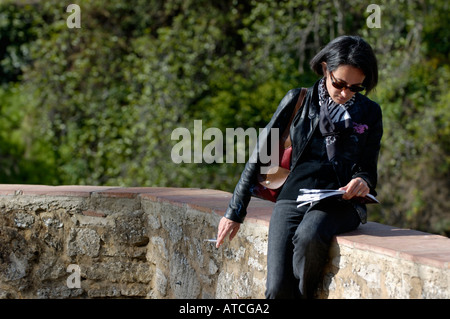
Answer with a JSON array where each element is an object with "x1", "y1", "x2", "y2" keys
[{"x1": 318, "y1": 78, "x2": 356, "y2": 162}]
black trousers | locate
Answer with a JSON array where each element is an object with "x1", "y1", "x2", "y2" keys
[{"x1": 265, "y1": 198, "x2": 360, "y2": 299}]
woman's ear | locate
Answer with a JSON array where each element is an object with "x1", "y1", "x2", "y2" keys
[{"x1": 321, "y1": 62, "x2": 327, "y2": 76}]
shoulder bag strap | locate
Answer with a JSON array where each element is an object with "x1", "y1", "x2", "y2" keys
[{"x1": 283, "y1": 87, "x2": 307, "y2": 148}]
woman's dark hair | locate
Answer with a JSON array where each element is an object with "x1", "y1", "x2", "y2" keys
[{"x1": 310, "y1": 35, "x2": 378, "y2": 94}]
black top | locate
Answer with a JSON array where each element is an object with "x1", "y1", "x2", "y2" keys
[{"x1": 277, "y1": 125, "x2": 340, "y2": 200}]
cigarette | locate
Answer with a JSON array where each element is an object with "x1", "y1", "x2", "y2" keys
[{"x1": 204, "y1": 239, "x2": 217, "y2": 242}]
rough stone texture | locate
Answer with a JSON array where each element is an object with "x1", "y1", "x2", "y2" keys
[
  {"x1": 320, "y1": 223, "x2": 450, "y2": 299},
  {"x1": 0, "y1": 185, "x2": 448, "y2": 299},
  {"x1": 0, "y1": 186, "x2": 268, "y2": 299},
  {"x1": 322, "y1": 243, "x2": 449, "y2": 298}
]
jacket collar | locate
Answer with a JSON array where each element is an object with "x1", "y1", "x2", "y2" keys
[{"x1": 308, "y1": 79, "x2": 321, "y2": 119}]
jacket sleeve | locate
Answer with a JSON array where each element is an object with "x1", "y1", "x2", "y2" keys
[
  {"x1": 223, "y1": 89, "x2": 301, "y2": 223},
  {"x1": 352, "y1": 100, "x2": 383, "y2": 194}
]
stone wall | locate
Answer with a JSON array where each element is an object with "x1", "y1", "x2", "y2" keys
[
  {"x1": 322, "y1": 223, "x2": 450, "y2": 298},
  {"x1": 0, "y1": 186, "x2": 269, "y2": 299},
  {"x1": 0, "y1": 185, "x2": 448, "y2": 299}
]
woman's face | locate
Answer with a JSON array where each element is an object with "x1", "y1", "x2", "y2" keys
[{"x1": 322, "y1": 63, "x2": 366, "y2": 104}]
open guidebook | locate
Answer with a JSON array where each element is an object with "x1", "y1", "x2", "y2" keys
[{"x1": 297, "y1": 188, "x2": 380, "y2": 208}]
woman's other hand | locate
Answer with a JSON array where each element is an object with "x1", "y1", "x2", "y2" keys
[
  {"x1": 339, "y1": 177, "x2": 369, "y2": 200},
  {"x1": 216, "y1": 217, "x2": 241, "y2": 248}
]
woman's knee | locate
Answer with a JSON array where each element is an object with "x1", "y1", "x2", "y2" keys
[{"x1": 292, "y1": 212, "x2": 330, "y2": 247}]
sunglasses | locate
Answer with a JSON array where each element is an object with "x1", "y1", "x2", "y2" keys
[{"x1": 329, "y1": 71, "x2": 365, "y2": 93}]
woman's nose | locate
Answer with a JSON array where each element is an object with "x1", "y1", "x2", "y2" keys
[{"x1": 340, "y1": 88, "x2": 352, "y2": 99}]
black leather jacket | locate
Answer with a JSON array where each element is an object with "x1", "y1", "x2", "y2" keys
[{"x1": 224, "y1": 80, "x2": 383, "y2": 224}]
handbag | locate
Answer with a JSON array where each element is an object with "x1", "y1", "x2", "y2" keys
[{"x1": 252, "y1": 88, "x2": 307, "y2": 202}]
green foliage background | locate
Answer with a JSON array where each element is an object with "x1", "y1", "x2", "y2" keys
[{"x1": 0, "y1": 0, "x2": 448, "y2": 235}]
